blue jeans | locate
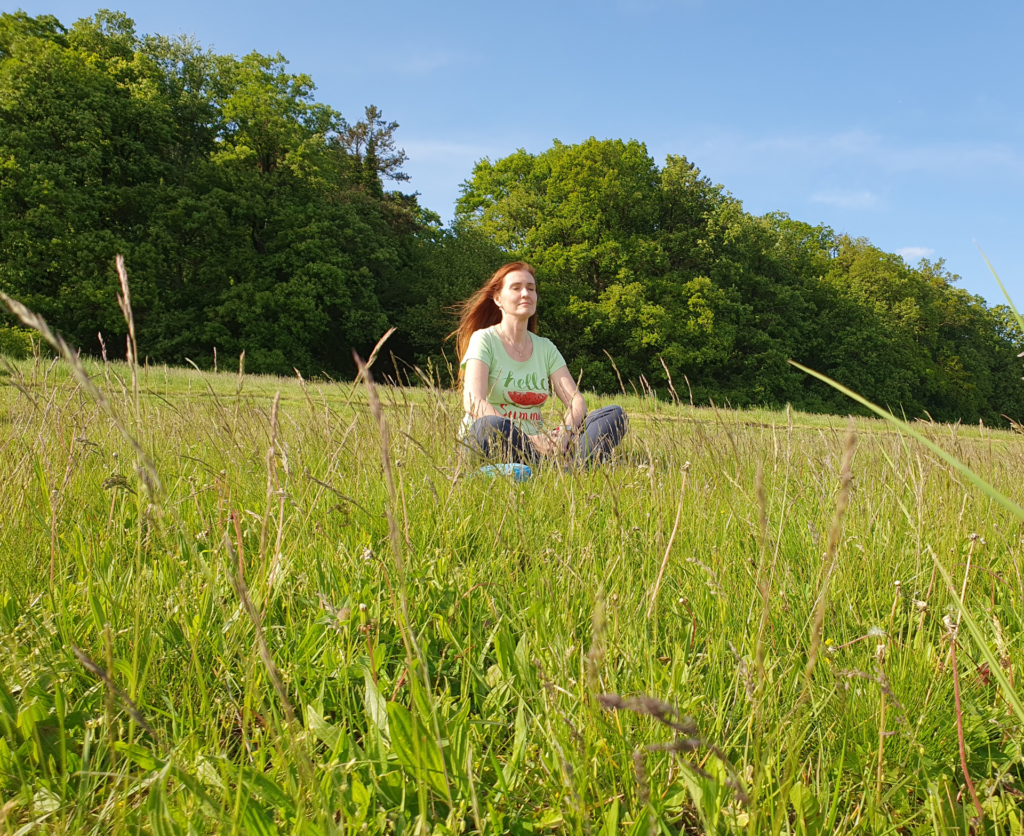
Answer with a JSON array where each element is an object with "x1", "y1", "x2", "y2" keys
[{"x1": 465, "y1": 405, "x2": 628, "y2": 466}]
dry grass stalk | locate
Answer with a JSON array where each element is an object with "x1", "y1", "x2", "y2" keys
[
  {"x1": 586, "y1": 595, "x2": 607, "y2": 693},
  {"x1": 807, "y1": 421, "x2": 858, "y2": 681},
  {"x1": 603, "y1": 349, "x2": 627, "y2": 395},
  {"x1": 658, "y1": 356, "x2": 680, "y2": 407},
  {"x1": 754, "y1": 458, "x2": 770, "y2": 684},
  {"x1": 0, "y1": 291, "x2": 163, "y2": 503},
  {"x1": 354, "y1": 349, "x2": 455, "y2": 809},
  {"x1": 222, "y1": 529, "x2": 314, "y2": 788},
  {"x1": 956, "y1": 533, "x2": 982, "y2": 629},
  {"x1": 0, "y1": 354, "x2": 41, "y2": 411},
  {"x1": 598, "y1": 693, "x2": 750, "y2": 806},
  {"x1": 72, "y1": 643, "x2": 154, "y2": 738},
  {"x1": 776, "y1": 420, "x2": 857, "y2": 823},
  {"x1": 343, "y1": 328, "x2": 397, "y2": 412},
  {"x1": 646, "y1": 462, "x2": 689, "y2": 618},
  {"x1": 259, "y1": 392, "x2": 287, "y2": 588},
  {"x1": 946, "y1": 618, "x2": 984, "y2": 825},
  {"x1": 114, "y1": 255, "x2": 139, "y2": 416},
  {"x1": 353, "y1": 352, "x2": 407, "y2": 593}
]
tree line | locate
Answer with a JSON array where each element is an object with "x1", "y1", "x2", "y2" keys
[{"x1": 2, "y1": 10, "x2": 1022, "y2": 423}]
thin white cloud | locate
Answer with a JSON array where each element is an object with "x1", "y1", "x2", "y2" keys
[
  {"x1": 676, "y1": 128, "x2": 1024, "y2": 181},
  {"x1": 617, "y1": 0, "x2": 703, "y2": 12},
  {"x1": 384, "y1": 50, "x2": 456, "y2": 75},
  {"x1": 896, "y1": 246, "x2": 935, "y2": 261},
  {"x1": 810, "y1": 190, "x2": 880, "y2": 210}
]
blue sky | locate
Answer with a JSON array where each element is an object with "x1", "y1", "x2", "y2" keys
[{"x1": 15, "y1": 0, "x2": 1024, "y2": 307}]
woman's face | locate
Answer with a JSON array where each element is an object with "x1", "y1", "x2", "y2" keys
[{"x1": 495, "y1": 270, "x2": 537, "y2": 318}]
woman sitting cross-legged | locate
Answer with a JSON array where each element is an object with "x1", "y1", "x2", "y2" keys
[{"x1": 453, "y1": 261, "x2": 627, "y2": 466}]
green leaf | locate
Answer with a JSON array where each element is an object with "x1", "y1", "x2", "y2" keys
[
  {"x1": 364, "y1": 669, "x2": 389, "y2": 738},
  {"x1": 240, "y1": 766, "x2": 296, "y2": 819},
  {"x1": 789, "y1": 782, "x2": 823, "y2": 836},
  {"x1": 598, "y1": 798, "x2": 620, "y2": 836},
  {"x1": 442, "y1": 698, "x2": 471, "y2": 794},
  {"x1": 345, "y1": 775, "x2": 371, "y2": 827},
  {"x1": 494, "y1": 625, "x2": 517, "y2": 679},
  {"x1": 385, "y1": 700, "x2": 448, "y2": 798},
  {"x1": 146, "y1": 770, "x2": 184, "y2": 836},
  {"x1": 240, "y1": 800, "x2": 280, "y2": 836},
  {"x1": 677, "y1": 762, "x2": 726, "y2": 834},
  {"x1": 0, "y1": 672, "x2": 20, "y2": 740},
  {"x1": 305, "y1": 703, "x2": 342, "y2": 753},
  {"x1": 625, "y1": 813, "x2": 650, "y2": 836},
  {"x1": 502, "y1": 698, "x2": 527, "y2": 789},
  {"x1": 115, "y1": 741, "x2": 161, "y2": 772}
]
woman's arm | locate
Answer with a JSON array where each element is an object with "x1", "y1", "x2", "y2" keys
[
  {"x1": 550, "y1": 366, "x2": 587, "y2": 430},
  {"x1": 463, "y1": 358, "x2": 501, "y2": 419},
  {"x1": 525, "y1": 366, "x2": 585, "y2": 456}
]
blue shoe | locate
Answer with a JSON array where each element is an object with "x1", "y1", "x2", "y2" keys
[{"x1": 477, "y1": 463, "x2": 532, "y2": 482}]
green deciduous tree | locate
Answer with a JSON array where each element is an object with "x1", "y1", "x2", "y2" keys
[{"x1": 0, "y1": 10, "x2": 431, "y2": 376}]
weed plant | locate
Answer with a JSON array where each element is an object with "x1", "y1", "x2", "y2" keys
[{"x1": 1, "y1": 317, "x2": 1023, "y2": 834}]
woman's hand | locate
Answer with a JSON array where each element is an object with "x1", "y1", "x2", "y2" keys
[
  {"x1": 550, "y1": 425, "x2": 573, "y2": 454},
  {"x1": 527, "y1": 431, "x2": 556, "y2": 456},
  {"x1": 528, "y1": 427, "x2": 572, "y2": 457}
]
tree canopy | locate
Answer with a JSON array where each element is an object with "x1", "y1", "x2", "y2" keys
[
  {"x1": 0, "y1": 10, "x2": 423, "y2": 375},
  {"x1": 1, "y1": 10, "x2": 1022, "y2": 423}
]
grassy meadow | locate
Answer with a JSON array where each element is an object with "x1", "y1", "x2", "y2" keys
[{"x1": 1, "y1": 349, "x2": 1024, "y2": 835}]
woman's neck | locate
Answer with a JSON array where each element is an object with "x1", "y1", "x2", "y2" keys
[{"x1": 498, "y1": 315, "x2": 530, "y2": 344}]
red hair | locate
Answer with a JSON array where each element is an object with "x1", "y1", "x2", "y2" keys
[{"x1": 451, "y1": 262, "x2": 538, "y2": 367}]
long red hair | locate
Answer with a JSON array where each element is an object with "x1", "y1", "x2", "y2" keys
[{"x1": 451, "y1": 262, "x2": 538, "y2": 367}]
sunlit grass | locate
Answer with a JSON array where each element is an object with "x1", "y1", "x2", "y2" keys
[{"x1": 1, "y1": 350, "x2": 1023, "y2": 834}]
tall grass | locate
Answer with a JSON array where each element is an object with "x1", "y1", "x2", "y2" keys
[{"x1": 1, "y1": 305, "x2": 1023, "y2": 833}]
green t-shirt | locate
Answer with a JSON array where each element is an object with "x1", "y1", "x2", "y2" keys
[{"x1": 461, "y1": 325, "x2": 568, "y2": 436}]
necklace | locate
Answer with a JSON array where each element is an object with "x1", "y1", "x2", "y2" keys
[{"x1": 499, "y1": 324, "x2": 529, "y2": 360}]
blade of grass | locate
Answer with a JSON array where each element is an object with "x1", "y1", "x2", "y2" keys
[
  {"x1": 976, "y1": 244, "x2": 1024, "y2": 332},
  {"x1": 788, "y1": 361, "x2": 1024, "y2": 524}
]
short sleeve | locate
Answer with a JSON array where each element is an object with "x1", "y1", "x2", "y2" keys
[
  {"x1": 461, "y1": 328, "x2": 493, "y2": 368},
  {"x1": 544, "y1": 338, "x2": 567, "y2": 377}
]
